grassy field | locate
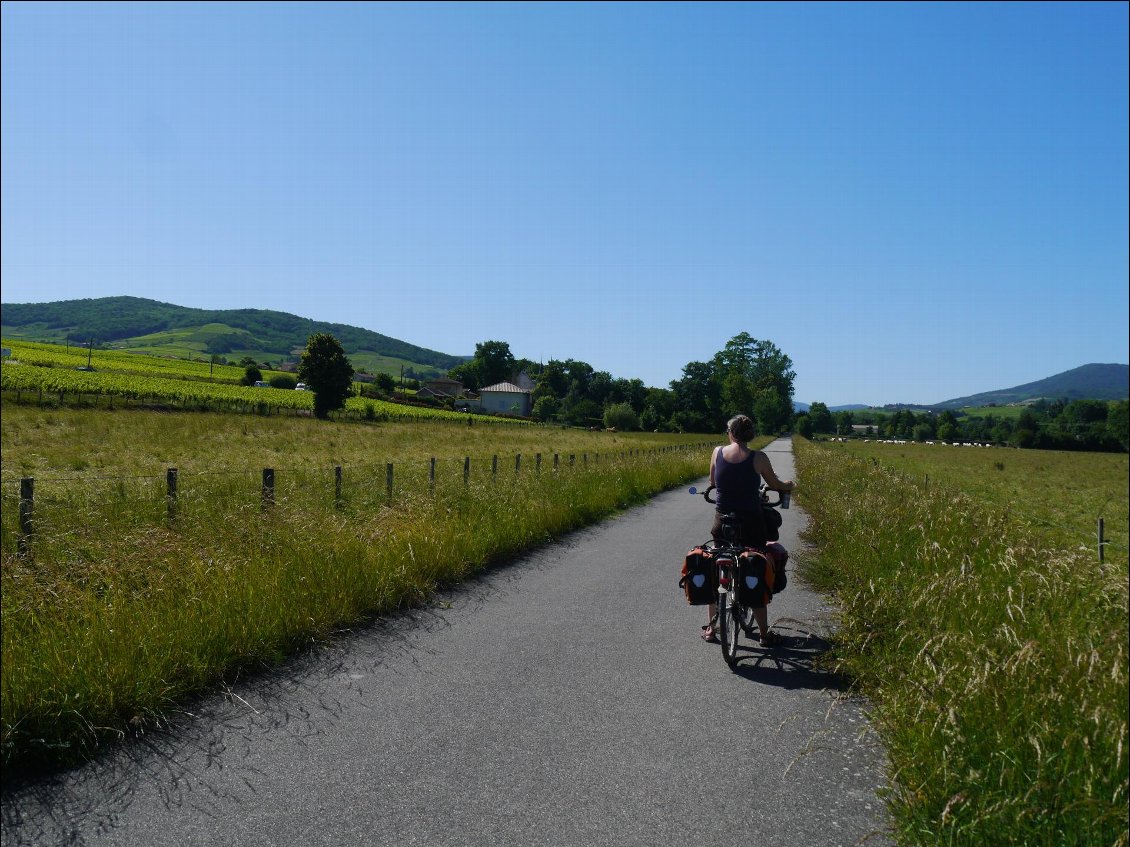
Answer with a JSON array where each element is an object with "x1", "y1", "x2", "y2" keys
[
  {"x1": 794, "y1": 437, "x2": 1128, "y2": 846},
  {"x1": 826, "y1": 440, "x2": 1128, "y2": 565},
  {"x1": 1, "y1": 403, "x2": 728, "y2": 778},
  {"x1": 1, "y1": 338, "x2": 506, "y2": 423}
]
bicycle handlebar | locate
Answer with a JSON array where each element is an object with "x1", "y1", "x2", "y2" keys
[{"x1": 688, "y1": 484, "x2": 791, "y2": 509}]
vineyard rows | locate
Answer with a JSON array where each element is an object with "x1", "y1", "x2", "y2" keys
[
  {"x1": 3, "y1": 339, "x2": 249, "y2": 382},
  {"x1": 0, "y1": 340, "x2": 522, "y2": 425}
]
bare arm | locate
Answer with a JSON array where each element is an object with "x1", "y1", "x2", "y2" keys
[
  {"x1": 709, "y1": 446, "x2": 721, "y2": 486},
  {"x1": 753, "y1": 451, "x2": 795, "y2": 491}
]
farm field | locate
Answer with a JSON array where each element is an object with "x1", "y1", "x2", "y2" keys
[
  {"x1": 0, "y1": 339, "x2": 498, "y2": 423},
  {"x1": 794, "y1": 437, "x2": 1128, "y2": 846},
  {"x1": 1, "y1": 403, "x2": 725, "y2": 777},
  {"x1": 0, "y1": 404, "x2": 698, "y2": 479},
  {"x1": 825, "y1": 439, "x2": 1128, "y2": 565}
]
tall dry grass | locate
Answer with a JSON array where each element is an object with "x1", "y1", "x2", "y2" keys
[
  {"x1": 2, "y1": 407, "x2": 718, "y2": 777},
  {"x1": 794, "y1": 438, "x2": 1128, "y2": 847}
]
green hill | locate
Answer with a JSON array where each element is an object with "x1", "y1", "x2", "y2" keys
[
  {"x1": 0, "y1": 296, "x2": 469, "y2": 379},
  {"x1": 936, "y1": 363, "x2": 1129, "y2": 408}
]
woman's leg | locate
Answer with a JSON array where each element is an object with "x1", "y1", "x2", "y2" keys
[{"x1": 752, "y1": 606, "x2": 769, "y2": 638}]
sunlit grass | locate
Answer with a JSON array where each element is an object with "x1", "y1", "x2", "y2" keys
[
  {"x1": 825, "y1": 439, "x2": 1128, "y2": 566},
  {"x1": 794, "y1": 437, "x2": 1128, "y2": 847},
  {"x1": 1, "y1": 404, "x2": 721, "y2": 776}
]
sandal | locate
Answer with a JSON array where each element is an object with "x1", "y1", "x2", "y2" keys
[
  {"x1": 701, "y1": 626, "x2": 719, "y2": 643},
  {"x1": 760, "y1": 630, "x2": 782, "y2": 647}
]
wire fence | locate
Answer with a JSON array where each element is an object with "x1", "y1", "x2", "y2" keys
[{"x1": 2, "y1": 442, "x2": 716, "y2": 557}]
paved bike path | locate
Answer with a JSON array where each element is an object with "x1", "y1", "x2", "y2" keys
[{"x1": 2, "y1": 437, "x2": 892, "y2": 847}]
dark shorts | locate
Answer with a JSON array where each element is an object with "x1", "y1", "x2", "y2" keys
[{"x1": 710, "y1": 508, "x2": 768, "y2": 549}]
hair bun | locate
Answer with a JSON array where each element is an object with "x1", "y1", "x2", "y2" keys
[{"x1": 727, "y1": 414, "x2": 756, "y2": 442}]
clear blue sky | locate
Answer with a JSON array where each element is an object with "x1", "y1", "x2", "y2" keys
[{"x1": 2, "y1": 2, "x2": 1127, "y2": 406}]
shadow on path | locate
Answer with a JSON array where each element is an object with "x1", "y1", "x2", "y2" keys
[{"x1": 725, "y1": 617, "x2": 848, "y2": 691}]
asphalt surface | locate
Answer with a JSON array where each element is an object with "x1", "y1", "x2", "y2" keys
[{"x1": 2, "y1": 437, "x2": 893, "y2": 847}]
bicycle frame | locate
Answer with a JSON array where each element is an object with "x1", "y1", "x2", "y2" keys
[{"x1": 690, "y1": 483, "x2": 787, "y2": 669}]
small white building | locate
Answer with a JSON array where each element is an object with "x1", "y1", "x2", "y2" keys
[{"x1": 479, "y1": 381, "x2": 532, "y2": 416}]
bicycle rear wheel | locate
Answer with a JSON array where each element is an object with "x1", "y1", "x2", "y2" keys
[{"x1": 719, "y1": 591, "x2": 741, "y2": 668}]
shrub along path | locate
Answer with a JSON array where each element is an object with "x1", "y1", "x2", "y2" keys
[{"x1": 1, "y1": 437, "x2": 891, "y2": 847}]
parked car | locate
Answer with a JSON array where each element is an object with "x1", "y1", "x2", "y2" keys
[
  {"x1": 253, "y1": 381, "x2": 270, "y2": 388},
  {"x1": 295, "y1": 383, "x2": 308, "y2": 391}
]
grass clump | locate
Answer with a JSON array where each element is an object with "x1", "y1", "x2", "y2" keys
[{"x1": 794, "y1": 437, "x2": 1128, "y2": 847}]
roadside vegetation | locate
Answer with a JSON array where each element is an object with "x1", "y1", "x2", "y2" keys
[
  {"x1": 827, "y1": 440, "x2": 1128, "y2": 564},
  {"x1": 796, "y1": 399, "x2": 1128, "y2": 453},
  {"x1": 794, "y1": 437, "x2": 1128, "y2": 846},
  {"x1": 0, "y1": 405, "x2": 722, "y2": 777}
]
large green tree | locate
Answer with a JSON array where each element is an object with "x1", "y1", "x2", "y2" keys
[
  {"x1": 807, "y1": 402, "x2": 834, "y2": 434},
  {"x1": 298, "y1": 333, "x2": 355, "y2": 419},
  {"x1": 713, "y1": 333, "x2": 795, "y2": 433},
  {"x1": 448, "y1": 340, "x2": 517, "y2": 391}
]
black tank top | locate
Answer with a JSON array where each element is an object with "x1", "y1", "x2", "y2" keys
[{"x1": 714, "y1": 449, "x2": 762, "y2": 512}]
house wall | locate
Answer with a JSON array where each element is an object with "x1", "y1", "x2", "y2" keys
[{"x1": 480, "y1": 391, "x2": 530, "y2": 415}]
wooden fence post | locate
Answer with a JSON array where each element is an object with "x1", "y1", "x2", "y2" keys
[
  {"x1": 386, "y1": 463, "x2": 394, "y2": 500},
  {"x1": 166, "y1": 468, "x2": 178, "y2": 524},
  {"x1": 1098, "y1": 518, "x2": 1105, "y2": 563},
  {"x1": 335, "y1": 466, "x2": 343, "y2": 508},
  {"x1": 464, "y1": 456, "x2": 470, "y2": 486},
  {"x1": 515, "y1": 454, "x2": 521, "y2": 475},
  {"x1": 554, "y1": 454, "x2": 559, "y2": 470},
  {"x1": 18, "y1": 478, "x2": 34, "y2": 557},
  {"x1": 429, "y1": 458, "x2": 436, "y2": 495},
  {"x1": 536, "y1": 453, "x2": 542, "y2": 473},
  {"x1": 492, "y1": 455, "x2": 498, "y2": 479},
  {"x1": 262, "y1": 468, "x2": 275, "y2": 509}
]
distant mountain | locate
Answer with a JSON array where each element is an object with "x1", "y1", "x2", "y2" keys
[
  {"x1": 935, "y1": 364, "x2": 1129, "y2": 409},
  {"x1": 0, "y1": 296, "x2": 469, "y2": 379},
  {"x1": 794, "y1": 401, "x2": 867, "y2": 412}
]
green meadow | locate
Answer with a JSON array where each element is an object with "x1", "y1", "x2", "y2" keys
[
  {"x1": 828, "y1": 439, "x2": 1127, "y2": 564},
  {"x1": 794, "y1": 437, "x2": 1128, "y2": 847}
]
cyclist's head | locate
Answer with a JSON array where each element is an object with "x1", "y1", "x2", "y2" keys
[{"x1": 727, "y1": 415, "x2": 755, "y2": 444}]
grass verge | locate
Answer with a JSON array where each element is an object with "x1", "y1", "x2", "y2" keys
[
  {"x1": 793, "y1": 437, "x2": 1128, "y2": 847},
  {"x1": 2, "y1": 418, "x2": 719, "y2": 781}
]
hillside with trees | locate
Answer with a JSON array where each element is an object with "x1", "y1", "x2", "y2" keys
[
  {"x1": 935, "y1": 363, "x2": 1129, "y2": 407},
  {"x1": 0, "y1": 296, "x2": 467, "y2": 380}
]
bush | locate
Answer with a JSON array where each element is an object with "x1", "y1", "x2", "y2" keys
[
  {"x1": 603, "y1": 402, "x2": 639, "y2": 431},
  {"x1": 240, "y1": 366, "x2": 263, "y2": 387},
  {"x1": 269, "y1": 375, "x2": 297, "y2": 390}
]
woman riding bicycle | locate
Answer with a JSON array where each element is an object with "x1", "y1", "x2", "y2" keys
[{"x1": 702, "y1": 414, "x2": 795, "y2": 644}]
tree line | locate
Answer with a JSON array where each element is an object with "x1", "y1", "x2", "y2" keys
[
  {"x1": 794, "y1": 399, "x2": 1129, "y2": 452},
  {"x1": 446, "y1": 333, "x2": 795, "y2": 434}
]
